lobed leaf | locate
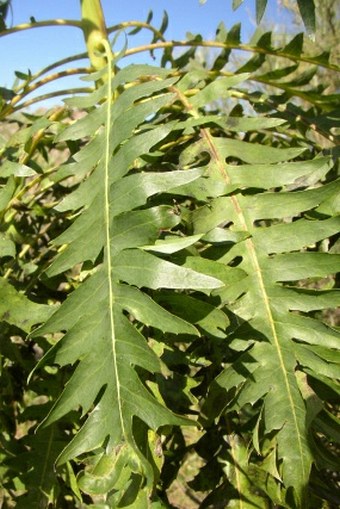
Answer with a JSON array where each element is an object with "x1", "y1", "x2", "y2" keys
[
  {"x1": 35, "y1": 65, "x2": 223, "y2": 491},
  {"x1": 172, "y1": 75, "x2": 340, "y2": 506}
]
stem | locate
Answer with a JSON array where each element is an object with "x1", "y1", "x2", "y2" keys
[
  {"x1": 29, "y1": 17, "x2": 168, "y2": 81},
  {"x1": 18, "y1": 69, "x2": 89, "y2": 102},
  {"x1": 107, "y1": 20, "x2": 166, "y2": 41},
  {"x1": 80, "y1": 0, "x2": 110, "y2": 73},
  {"x1": 20, "y1": 52, "x2": 89, "y2": 83},
  {"x1": 0, "y1": 19, "x2": 82, "y2": 37},
  {"x1": 0, "y1": 69, "x2": 91, "y2": 118},
  {"x1": 123, "y1": 39, "x2": 340, "y2": 72},
  {"x1": 10, "y1": 88, "x2": 93, "y2": 113}
]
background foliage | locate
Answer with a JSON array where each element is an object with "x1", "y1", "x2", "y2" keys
[{"x1": 0, "y1": 1, "x2": 339, "y2": 508}]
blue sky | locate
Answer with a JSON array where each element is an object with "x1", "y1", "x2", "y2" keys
[{"x1": 1, "y1": 0, "x2": 293, "y2": 107}]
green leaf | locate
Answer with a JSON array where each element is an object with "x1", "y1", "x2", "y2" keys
[
  {"x1": 141, "y1": 234, "x2": 203, "y2": 254},
  {"x1": 49, "y1": 169, "x2": 202, "y2": 276},
  {"x1": 297, "y1": 0, "x2": 316, "y2": 33},
  {"x1": 14, "y1": 426, "x2": 66, "y2": 509},
  {"x1": 77, "y1": 444, "x2": 136, "y2": 495},
  {"x1": 254, "y1": 216, "x2": 340, "y2": 254},
  {"x1": 227, "y1": 23, "x2": 241, "y2": 45},
  {"x1": 237, "y1": 52, "x2": 266, "y2": 73},
  {"x1": 35, "y1": 65, "x2": 223, "y2": 490},
  {"x1": 266, "y1": 253, "x2": 340, "y2": 281},
  {"x1": 0, "y1": 86, "x2": 15, "y2": 101},
  {"x1": 39, "y1": 301, "x2": 190, "y2": 461},
  {"x1": 158, "y1": 293, "x2": 229, "y2": 338},
  {"x1": 179, "y1": 92, "x2": 339, "y2": 507},
  {"x1": 109, "y1": 169, "x2": 203, "y2": 217},
  {"x1": 0, "y1": 177, "x2": 15, "y2": 211},
  {"x1": 220, "y1": 434, "x2": 269, "y2": 508},
  {"x1": 57, "y1": 78, "x2": 178, "y2": 142},
  {"x1": 5, "y1": 15, "x2": 337, "y2": 507},
  {"x1": 294, "y1": 344, "x2": 339, "y2": 380},
  {"x1": 15, "y1": 70, "x2": 32, "y2": 81},
  {"x1": 178, "y1": 115, "x2": 286, "y2": 134},
  {"x1": 115, "y1": 284, "x2": 198, "y2": 335},
  {"x1": 282, "y1": 33, "x2": 304, "y2": 57},
  {"x1": 257, "y1": 64, "x2": 299, "y2": 81},
  {"x1": 0, "y1": 234, "x2": 15, "y2": 258},
  {"x1": 0, "y1": 160, "x2": 37, "y2": 177},
  {"x1": 232, "y1": 0, "x2": 244, "y2": 9},
  {"x1": 245, "y1": 180, "x2": 339, "y2": 220},
  {"x1": 256, "y1": 31, "x2": 272, "y2": 50},
  {"x1": 8, "y1": 117, "x2": 51, "y2": 147},
  {"x1": 224, "y1": 116, "x2": 286, "y2": 132},
  {"x1": 211, "y1": 137, "x2": 305, "y2": 164},
  {"x1": 189, "y1": 74, "x2": 249, "y2": 108},
  {"x1": 314, "y1": 410, "x2": 340, "y2": 444},
  {"x1": 109, "y1": 206, "x2": 180, "y2": 256},
  {"x1": 158, "y1": 10, "x2": 168, "y2": 35},
  {"x1": 111, "y1": 249, "x2": 223, "y2": 290},
  {"x1": 0, "y1": 277, "x2": 53, "y2": 333},
  {"x1": 256, "y1": 0, "x2": 268, "y2": 24}
]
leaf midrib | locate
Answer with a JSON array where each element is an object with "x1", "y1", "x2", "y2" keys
[
  {"x1": 198, "y1": 105, "x2": 307, "y2": 483},
  {"x1": 245, "y1": 237, "x2": 306, "y2": 467},
  {"x1": 103, "y1": 41, "x2": 125, "y2": 438}
]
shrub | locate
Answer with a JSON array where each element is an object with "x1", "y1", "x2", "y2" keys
[{"x1": 0, "y1": 1, "x2": 339, "y2": 507}]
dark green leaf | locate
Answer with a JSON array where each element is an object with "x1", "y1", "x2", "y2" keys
[
  {"x1": 0, "y1": 277, "x2": 53, "y2": 332},
  {"x1": 297, "y1": 0, "x2": 316, "y2": 33},
  {"x1": 256, "y1": 0, "x2": 268, "y2": 24}
]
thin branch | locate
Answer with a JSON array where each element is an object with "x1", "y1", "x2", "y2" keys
[
  {"x1": 0, "y1": 18, "x2": 82, "y2": 38},
  {"x1": 123, "y1": 39, "x2": 340, "y2": 72},
  {"x1": 107, "y1": 20, "x2": 166, "y2": 42},
  {"x1": 29, "y1": 52, "x2": 89, "y2": 81},
  {"x1": 10, "y1": 87, "x2": 93, "y2": 113},
  {"x1": 2, "y1": 68, "x2": 91, "y2": 116}
]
